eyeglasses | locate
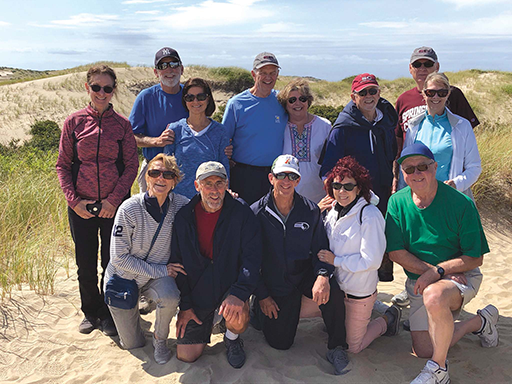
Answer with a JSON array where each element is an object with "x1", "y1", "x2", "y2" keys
[
  {"x1": 273, "y1": 172, "x2": 300, "y2": 181},
  {"x1": 355, "y1": 87, "x2": 378, "y2": 97},
  {"x1": 288, "y1": 95, "x2": 308, "y2": 104},
  {"x1": 331, "y1": 182, "x2": 357, "y2": 191},
  {"x1": 402, "y1": 161, "x2": 435, "y2": 175},
  {"x1": 184, "y1": 93, "x2": 209, "y2": 102},
  {"x1": 89, "y1": 84, "x2": 114, "y2": 94},
  {"x1": 147, "y1": 169, "x2": 177, "y2": 180},
  {"x1": 156, "y1": 61, "x2": 181, "y2": 70},
  {"x1": 200, "y1": 180, "x2": 227, "y2": 190},
  {"x1": 411, "y1": 61, "x2": 435, "y2": 69},
  {"x1": 423, "y1": 89, "x2": 449, "y2": 98}
]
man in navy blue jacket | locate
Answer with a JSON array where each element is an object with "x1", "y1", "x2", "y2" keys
[
  {"x1": 251, "y1": 155, "x2": 349, "y2": 375},
  {"x1": 171, "y1": 161, "x2": 262, "y2": 369}
]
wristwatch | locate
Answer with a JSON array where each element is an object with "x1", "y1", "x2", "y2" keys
[
  {"x1": 436, "y1": 265, "x2": 445, "y2": 278},
  {"x1": 317, "y1": 268, "x2": 333, "y2": 279}
]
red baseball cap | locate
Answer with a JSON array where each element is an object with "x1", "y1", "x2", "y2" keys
[{"x1": 351, "y1": 73, "x2": 379, "y2": 93}]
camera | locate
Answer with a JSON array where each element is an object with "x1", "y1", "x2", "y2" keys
[{"x1": 86, "y1": 202, "x2": 102, "y2": 216}]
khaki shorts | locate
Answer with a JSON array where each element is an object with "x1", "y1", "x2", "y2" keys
[{"x1": 406, "y1": 268, "x2": 483, "y2": 332}]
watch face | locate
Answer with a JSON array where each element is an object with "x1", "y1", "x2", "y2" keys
[{"x1": 437, "y1": 266, "x2": 445, "y2": 276}]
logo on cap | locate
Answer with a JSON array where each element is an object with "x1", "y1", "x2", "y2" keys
[{"x1": 162, "y1": 48, "x2": 171, "y2": 56}]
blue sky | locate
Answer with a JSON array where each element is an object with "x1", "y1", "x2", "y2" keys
[{"x1": 1, "y1": 0, "x2": 511, "y2": 81}]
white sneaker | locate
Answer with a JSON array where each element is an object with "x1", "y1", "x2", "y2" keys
[
  {"x1": 153, "y1": 335, "x2": 171, "y2": 364},
  {"x1": 391, "y1": 289, "x2": 410, "y2": 307},
  {"x1": 475, "y1": 304, "x2": 499, "y2": 348},
  {"x1": 410, "y1": 360, "x2": 450, "y2": 384}
]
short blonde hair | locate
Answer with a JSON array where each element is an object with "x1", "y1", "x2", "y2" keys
[
  {"x1": 277, "y1": 78, "x2": 314, "y2": 111},
  {"x1": 146, "y1": 153, "x2": 183, "y2": 184},
  {"x1": 424, "y1": 72, "x2": 450, "y2": 90}
]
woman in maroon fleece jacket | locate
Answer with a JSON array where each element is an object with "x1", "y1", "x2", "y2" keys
[{"x1": 56, "y1": 65, "x2": 138, "y2": 336}]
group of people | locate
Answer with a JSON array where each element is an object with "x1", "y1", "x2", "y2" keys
[{"x1": 55, "y1": 45, "x2": 499, "y2": 384}]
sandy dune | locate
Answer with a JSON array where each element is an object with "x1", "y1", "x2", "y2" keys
[{"x1": 1, "y1": 209, "x2": 511, "y2": 384}]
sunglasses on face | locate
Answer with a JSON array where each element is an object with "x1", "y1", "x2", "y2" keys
[
  {"x1": 411, "y1": 61, "x2": 435, "y2": 69},
  {"x1": 156, "y1": 61, "x2": 181, "y2": 70},
  {"x1": 331, "y1": 182, "x2": 357, "y2": 191},
  {"x1": 184, "y1": 93, "x2": 208, "y2": 102},
  {"x1": 147, "y1": 169, "x2": 177, "y2": 180},
  {"x1": 423, "y1": 89, "x2": 449, "y2": 98},
  {"x1": 355, "y1": 87, "x2": 378, "y2": 97},
  {"x1": 274, "y1": 172, "x2": 300, "y2": 181},
  {"x1": 90, "y1": 84, "x2": 114, "y2": 94},
  {"x1": 402, "y1": 161, "x2": 435, "y2": 175},
  {"x1": 288, "y1": 95, "x2": 308, "y2": 104}
]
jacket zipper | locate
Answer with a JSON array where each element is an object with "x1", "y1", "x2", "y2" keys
[{"x1": 96, "y1": 115, "x2": 102, "y2": 201}]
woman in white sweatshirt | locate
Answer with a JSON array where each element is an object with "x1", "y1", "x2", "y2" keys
[{"x1": 318, "y1": 156, "x2": 401, "y2": 353}]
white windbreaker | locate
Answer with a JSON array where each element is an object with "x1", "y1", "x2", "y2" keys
[{"x1": 324, "y1": 193, "x2": 386, "y2": 297}]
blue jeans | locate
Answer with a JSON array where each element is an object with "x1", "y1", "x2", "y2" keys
[{"x1": 108, "y1": 276, "x2": 180, "y2": 349}]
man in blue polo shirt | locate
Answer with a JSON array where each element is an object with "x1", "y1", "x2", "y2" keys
[
  {"x1": 130, "y1": 47, "x2": 188, "y2": 192},
  {"x1": 222, "y1": 52, "x2": 287, "y2": 205}
]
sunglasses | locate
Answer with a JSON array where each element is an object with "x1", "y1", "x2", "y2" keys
[
  {"x1": 288, "y1": 95, "x2": 308, "y2": 104},
  {"x1": 90, "y1": 84, "x2": 114, "y2": 94},
  {"x1": 273, "y1": 172, "x2": 300, "y2": 181},
  {"x1": 184, "y1": 93, "x2": 209, "y2": 102},
  {"x1": 411, "y1": 61, "x2": 435, "y2": 68},
  {"x1": 331, "y1": 182, "x2": 357, "y2": 191},
  {"x1": 147, "y1": 169, "x2": 177, "y2": 180},
  {"x1": 156, "y1": 61, "x2": 181, "y2": 70},
  {"x1": 403, "y1": 161, "x2": 435, "y2": 175},
  {"x1": 423, "y1": 89, "x2": 449, "y2": 98},
  {"x1": 355, "y1": 87, "x2": 378, "y2": 97}
]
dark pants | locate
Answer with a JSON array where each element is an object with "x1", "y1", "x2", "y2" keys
[
  {"x1": 230, "y1": 162, "x2": 271, "y2": 206},
  {"x1": 68, "y1": 207, "x2": 113, "y2": 320},
  {"x1": 256, "y1": 278, "x2": 348, "y2": 351}
]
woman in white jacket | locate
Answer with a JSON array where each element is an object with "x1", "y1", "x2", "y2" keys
[
  {"x1": 318, "y1": 156, "x2": 401, "y2": 353},
  {"x1": 396, "y1": 72, "x2": 481, "y2": 200}
]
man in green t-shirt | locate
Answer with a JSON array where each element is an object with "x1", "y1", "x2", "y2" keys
[{"x1": 385, "y1": 143, "x2": 498, "y2": 384}]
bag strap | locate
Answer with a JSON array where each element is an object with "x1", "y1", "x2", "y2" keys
[
  {"x1": 143, "y1": 206, "x2": 168, "y2": 261},
  {"x1": 359, "y1": 203, "x2": 371, "y2": 225}
]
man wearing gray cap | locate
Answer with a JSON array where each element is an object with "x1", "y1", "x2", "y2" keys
[
  {"x1": 222, "y1": 52, "x2": 287, "y2": 205},
  {"x1": 170, "y1": 161, "x2": 262, "y2": 369},
  {"x1": 130, "y1": 47, "x2": 188, "y2": 192},
  {"x1": 386, "y1": 143, "x2": 497, "y2": 384}
]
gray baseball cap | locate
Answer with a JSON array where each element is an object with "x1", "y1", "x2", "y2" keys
[
  {"x1": 196, "y1": 161, "x2": 227, "y2": 181},
  {"x1": 253, "y1": 52, "x2": 280, "y2": 70},
  {"x1": 410, "y1": 46, "x2": 438, "y2": 63}
]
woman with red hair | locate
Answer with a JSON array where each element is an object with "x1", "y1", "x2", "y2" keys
[{"x1": 318, "y1": 156, "x2": 401, "y2": 353}]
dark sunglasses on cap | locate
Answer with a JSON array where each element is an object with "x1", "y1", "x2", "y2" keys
[
  {"x1": 355, "y1": 87, "x2": 378, "y2": 97},
  {"x1": 273, "y1": 172, "x2": 300, "y2": 181},
  {"x1": 331, "y1": 182, "x2": 357, "y2": 191},
  {"x1": 288, "y1": 95, "x2": 308, "y2": 104},
  {"x1": 156, "y1": 61, "x2": 181, "y2": 70},
  {"x1": 403, "y1": 161, "x2": 435, "y2": 175},
  {"x1": 184, "y1": 93, "x2": 209, "y2": 102},
  {"x1": 411, "y1": 61, "x2": 435, "y2": 68},
  {"x1": 147, "y1": 169, "x2": 177, "y2": 180},
  {"x1": 423, "y1": 89, "x2": 449, "y2": 98},
  {"x1": 90, "y1": 84, "x2": 114, "y2": 94}
]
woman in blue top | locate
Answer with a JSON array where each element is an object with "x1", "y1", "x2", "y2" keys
[{"x1": 164, "y1": 78, "x2": 230, "y2": 198}]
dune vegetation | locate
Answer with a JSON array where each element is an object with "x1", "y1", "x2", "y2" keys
[{"x1": 0, "y1": 63, "x2": 511, "y2": 298}]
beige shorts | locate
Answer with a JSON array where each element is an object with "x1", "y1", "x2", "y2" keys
[{"x1": 406, "y1": 268, "x2": 483, "y2": 332}]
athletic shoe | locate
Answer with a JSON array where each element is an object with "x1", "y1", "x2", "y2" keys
[
  {"x1": 153, "y1": 335, "x2": 171, "y2": 365},
  {"x1": 403, "y1": 318, "x2": 411, "y2": 332},
  {"x1": 78, "y1": 316, "x2": 99, "y2": 334},
  {"x1": 475, "y1": 304, "x2": 499, "y2": 348},
  {"x1": 326, "y1": 346, "x2": 350, "y2": 375},
  {"x1": 391, "y1": 289, "x2": 410, "y2": 307},
  {"x1": 383, "y1": 305, "x2": 401, "y2": 336},
  {"x1": 410, "y1": 360, "x2": 450, "y2": 384},
  {"x1": 373, "y1": 300, "x2": 390, "y2": 314},
  {"x1": 100, "y1": 318, "x2": 118, "y2": 337},
  {"x1": 224, "y1": 335, "x2": 246, "y2": 369}
]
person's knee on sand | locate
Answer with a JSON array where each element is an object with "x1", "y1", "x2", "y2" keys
[
  {"x1": 411, "y1": 331, "x2": 434, "y2": 358},
  {"x1": 177, "y1": 343, "x2": 206, "y2": 363}
]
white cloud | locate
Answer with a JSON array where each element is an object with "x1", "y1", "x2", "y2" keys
[
  {"x1": 159, "y1": 0, "x2": 273, "y2": 29},
  {"x1": 0, "y1": 21, "x2": 10, "y2": 27},
  {"x1": 257, "y1": 22, "x2": 302, "y2": 33},
  {"x1": 441, "y1": 0, "x2": 508, "y2": 7},
  {"x1": 122, "y1": 0, "x2": 167, "y2": 4},
  {"x1": 51, "y1": 13, "x2": 119, "y2": 27},
  {"x1": 135, "y1": 10, "x2": 160, "y2": 14},
  {"x1": 360, "y1": 21, "x2": 413, "y2": 29}
]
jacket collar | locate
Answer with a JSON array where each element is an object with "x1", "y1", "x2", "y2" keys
[
  {"x1": 86, "y1": 103, "x2": 114, "y2": 119},
  {"x1": 407, "y1": 106, "x2": 461, "y2": 132}
]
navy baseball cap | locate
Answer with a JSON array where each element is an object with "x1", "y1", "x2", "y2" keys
[
  {"x1": 398, "y1": 143, "x2": 435, "y2": 165},
  {"x1": 154, "y1": 47, "x2": 181, "y2": 66}
]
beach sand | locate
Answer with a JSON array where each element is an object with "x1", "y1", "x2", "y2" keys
[{"x1": 1, "y1": 209, "x2": 511, "y2": 384}]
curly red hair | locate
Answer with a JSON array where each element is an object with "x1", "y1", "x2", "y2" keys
[{"x1": 324, "y1": 156, "x2": 372, "y2": 202}]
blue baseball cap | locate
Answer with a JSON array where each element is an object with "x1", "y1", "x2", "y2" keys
[{"x1": 398, "y1": 143, "x2": 435, "y2": 165}]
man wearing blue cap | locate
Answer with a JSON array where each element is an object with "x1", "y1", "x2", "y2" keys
[{"x1": 385, "y1": 143, "x2": 498, "y2": 384}]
